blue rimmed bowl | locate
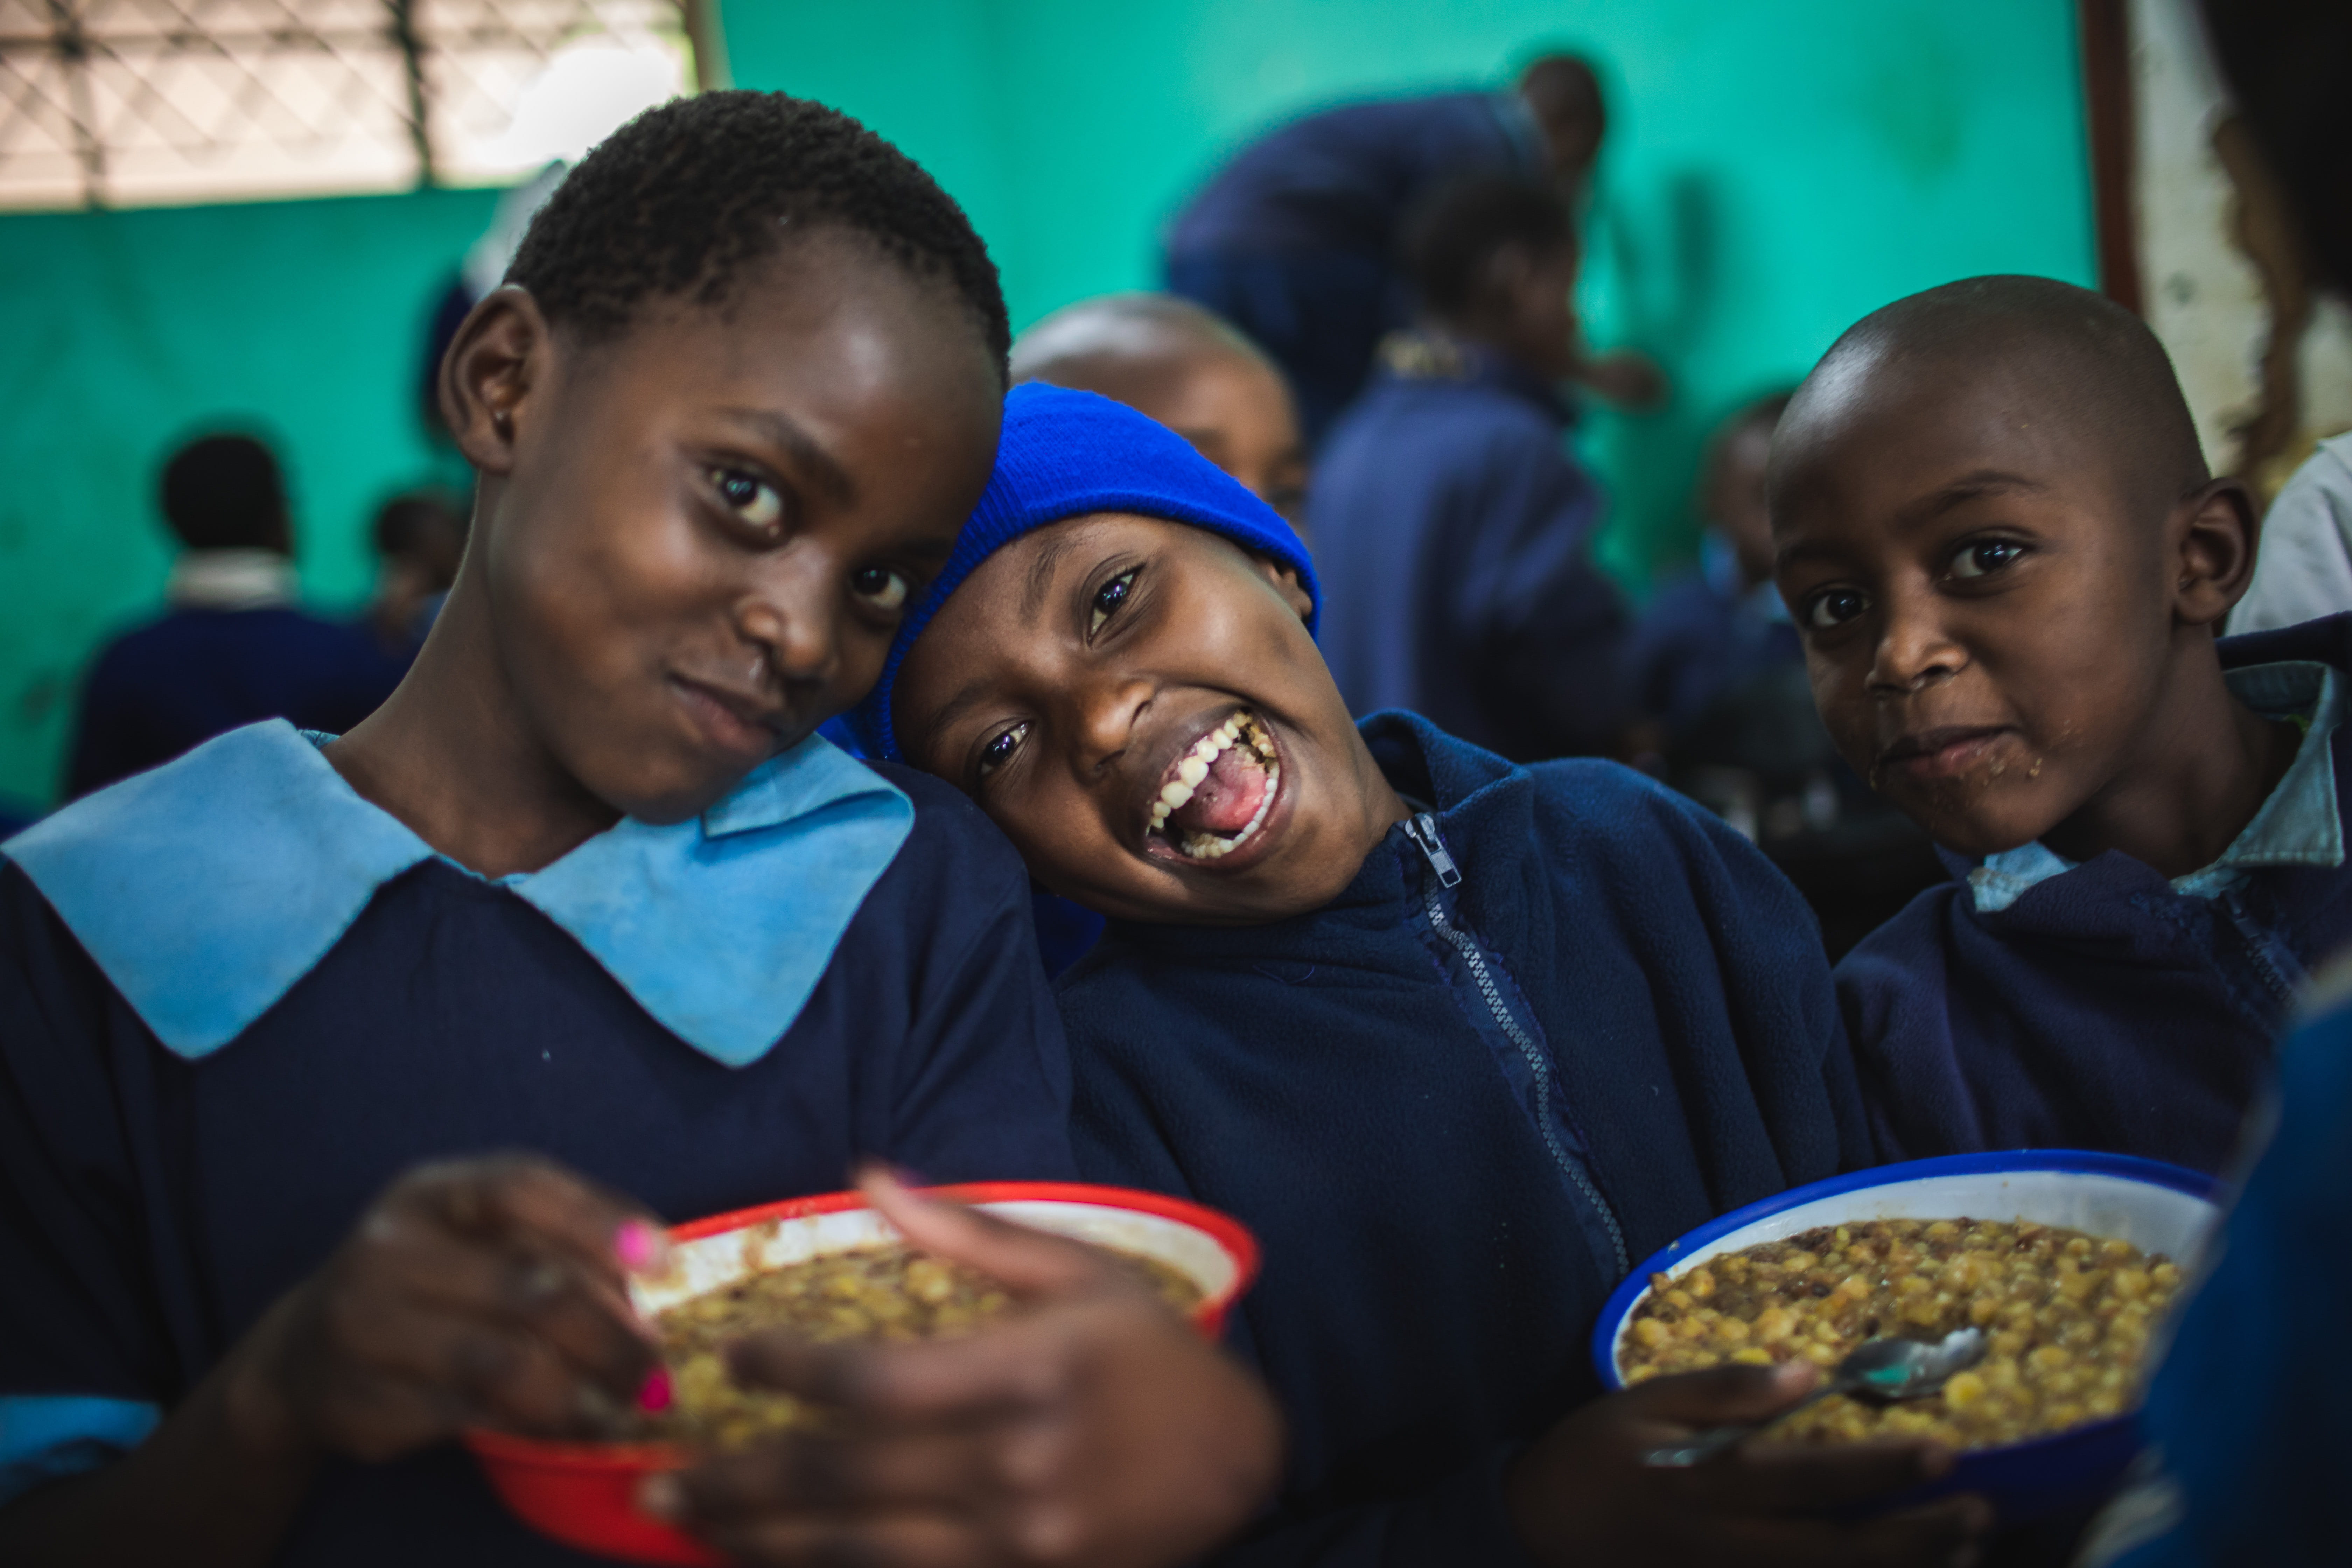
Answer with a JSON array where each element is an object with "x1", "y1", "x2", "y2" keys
[{"x1": 1589, "y1": 1152, "x2": 2222, "y2": 1524}]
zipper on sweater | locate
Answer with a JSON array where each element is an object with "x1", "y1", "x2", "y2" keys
[
  {"x1": 1403, "y1": 813, "x2": 1630, "y2": 1277},
  {"x1": 2217, "y1": 887, "x2": 2304, "y2": 1008}
]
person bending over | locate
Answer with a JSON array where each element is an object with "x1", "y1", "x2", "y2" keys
[
  {"x1": 850, "y1": 383, "x2": 1989, "y2": 1567},
  {"x1": 1310, "y1": 175, "x2": 1630, "y2": 761},
  {"x1": 1772, "y1": 274, "x2": 2352, "y2": 1175}
]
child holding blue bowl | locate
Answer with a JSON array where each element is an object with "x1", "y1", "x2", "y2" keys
[
  {"x1": 0, "y1": 95, "x2": 1277, "y2": 1568},
  {"x1": 861, "y1": 383, "x2": 1990, "y2": 1566}
]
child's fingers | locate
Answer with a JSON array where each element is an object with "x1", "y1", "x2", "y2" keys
[
  {"x1": 408, "y1": 1155, "x2": 664, "y2": 1289},
  {"x1": 1702, "y1": 1436, "x2": 1959, "y2": 1515},
  {"x1": 661, "y1": 1424, "x2": 1014, "y2": 1522},
  {"x1": 858, "y1": 1165, "x2": 1113, "y2": 1302},
  {"x1": 726, "y1": 1308, "x2": 1077, "y2": 1422},
  {"x1": 1619, "y1": 1361, "x2": 1820, "y2": 1427}
]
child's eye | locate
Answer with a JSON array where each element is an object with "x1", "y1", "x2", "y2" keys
[
  {"x1": 1803, "y1": 587, "x2": 1870, "y2": 631},
  {"x1": 1948, "y1": 539, "x2": 2026, "y2": 580},
  {"x1": 978, "y1": 721, "x2": 1030, "y2": 779},
  {"x1": 1090, "y1": 570, "x2": 1138, "y2": 636},
  {"x1": 849, "y1": 566, "x2": 911, "y2": 614},
  {"x1": 709, "y1": 467, "x2": 785, "y2": 534}
]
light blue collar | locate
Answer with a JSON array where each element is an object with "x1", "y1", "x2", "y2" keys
[
  {"x1": 1, "y1": 720, "x2": 912, "y2": 1067},
  {"x1": 1969, "y1": 661, "x2": 2344, "y2": 913}
]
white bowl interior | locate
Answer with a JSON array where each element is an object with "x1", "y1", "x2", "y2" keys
[
  {"x1": 635, "y1": 1198, "x2": 1240, "y2": 1316},
  {"x1": 1606, "y1": 1170, "x2": 2220, "y2": 1382}
]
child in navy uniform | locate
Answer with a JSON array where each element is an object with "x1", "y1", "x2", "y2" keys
[
  {"x1": 1771, "y1": 274, "x2": 2352, "y2": 1175},
  {"x1": 1308, "y1": 176, "x2": 1627, "y2": 761},
  {"x1": 0, "y1": 95, "x2": 1278, "y2": 1568},
  {"x1": 858, "y1": 384, "x2": 1989, "y2": 1567}
]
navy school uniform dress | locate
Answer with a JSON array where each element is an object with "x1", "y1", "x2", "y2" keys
[
  {"x1": 0, "y1": 720, "x2": 1074, "y2": 1564},
  {"x1": 1840, "y1": 612, "x2": 2352, "y2": 1175},
  {"x1": 1309, "y1": 336, "x2": 1628, "y2": 761},
  {"x1": 1163, "y1": 92, "x2": 1547, "y2": 441},
  {"x1": 1060, "y1": 713, "x2": 1872, "y2": 1566}
]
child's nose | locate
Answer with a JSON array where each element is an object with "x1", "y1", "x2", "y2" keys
[
  {"x1": 1867, "y1": 596, "x2": 1967, "y2": 694},
  {"x1": 1072, "y1": 677, "x2": 1156, "y2": 773},
  {"x1": 737, "y1": 575, "x2": 841, "y2": 689}
]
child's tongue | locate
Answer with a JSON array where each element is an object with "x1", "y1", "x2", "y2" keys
[{"x1": 1171, "y1": 746, "x2": 1268, "y2": 837}]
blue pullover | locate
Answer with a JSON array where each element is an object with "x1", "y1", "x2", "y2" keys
[
  {"x1": 1309, "y1": 343, "x2": 1626, "y2": 759},
  {"x1": 1059, "y1": 714, "x2": 1870, "y2": 1566},
  {"x1": 1839, "y1": 612, "x2": 2352, "y2": 1175}
]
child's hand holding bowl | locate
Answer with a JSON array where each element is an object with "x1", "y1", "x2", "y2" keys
[{"x1": 642, "y1": 1168, "x2": 1284, "y2": 1568}]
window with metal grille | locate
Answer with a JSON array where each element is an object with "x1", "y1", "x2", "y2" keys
[{"x1": 0, "y1": 0, "x2": 703, "y2": 210}]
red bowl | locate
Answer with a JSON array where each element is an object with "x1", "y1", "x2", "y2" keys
[{"x1": 464, "y1": 1181, "x2": 1260, "y2": 1566}]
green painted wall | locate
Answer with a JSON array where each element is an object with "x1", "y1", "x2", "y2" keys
[
  {"x1": 0, "y1": 1, "x2": 2094, "y2": 808},
  {"x1": 0, "y1": 188, "x2": 497, "y2": 807},
  {"x1": 724, "y1": 0, "x2": 2099, "y2": 583}
]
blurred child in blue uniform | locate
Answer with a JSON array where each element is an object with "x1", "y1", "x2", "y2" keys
[
  {"x1": 0, "y1": 94, "x2": 1278, "y2": 1568},
  {"x1": 859, "y1": 383, "x2": 1990, "y2": 1567},
  {"x1": 1772, "y1": 275, "x2": 2352, "y2": 1175},
  {"x1": 64, "y1": 435, "x2": 405, "y2": 797},
  {"x1": 1164, "y1": 56, "x2": 1607, "y2": 440},
  {"x1": 1310, "y1": 176, "x2": 1630, "y2": 761},
  {"x1": 1629, "y1": 392, "x2": 1799, "y2": 737},
  {"x1": 1633, "y1": 392, "x2": 1943, "y2": 958}
]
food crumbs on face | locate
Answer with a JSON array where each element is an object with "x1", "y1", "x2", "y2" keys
[
  {"x1": 644, "y1": 1241, "x2": 1203, "y2": 1449},
  {"x1": 1618, "y1": 1218, "x2": 2183, "y2": 1450}
]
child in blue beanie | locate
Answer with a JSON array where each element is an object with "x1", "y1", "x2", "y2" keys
[{"x1": 854, "y1": 384, "x2": 1990, "y2": 1567}]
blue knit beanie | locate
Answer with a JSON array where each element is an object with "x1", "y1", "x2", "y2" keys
[{"x1": 849, "y1": 382, "x2": 1320, "y2": 762}]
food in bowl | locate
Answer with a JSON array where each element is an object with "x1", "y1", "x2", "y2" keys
[
  {"x1": 647, "y1": 1240, "x2": 1206, "y2": 1448},
  {"x1": 1619, "y1": 1217, "x2": 2183, "y2": 1449}
]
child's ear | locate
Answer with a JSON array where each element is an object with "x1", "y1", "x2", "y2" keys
[
  {"x1": 1250, "y1": 555, "x2": 1315, "y2": 625},
  {"x1": 439, "y1": 287, "x2": 550, "y2": 476},
  {"x1": 2171, "y1": 478, "x2": 2261, "y2": 628}
]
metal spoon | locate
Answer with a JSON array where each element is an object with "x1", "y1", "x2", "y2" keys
[{"x1": 1641, "y1": 1325, "x2": 1987, "y2": 1468}]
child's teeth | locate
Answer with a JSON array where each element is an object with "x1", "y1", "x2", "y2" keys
[
  {"x1": 1161, "y1": 779, "x2": 1194, "y2": 810},
  {"x1": 1193, "y1": 735, "x2": 1221, "y2": 762},
  {"x1": 1177, "y1": 756, "x2": 1209, "y2": 788}
]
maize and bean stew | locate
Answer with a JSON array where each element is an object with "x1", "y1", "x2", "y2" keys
[
  {"x1": 1618, "y1": 1218, "x2": 2184, "y2": 1450},
  {"x1": 649, "y1": 1241, "x2": 1203, "y2": 1448}
]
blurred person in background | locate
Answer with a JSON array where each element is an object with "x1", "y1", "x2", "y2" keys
[
  {"x1": 1011, "y1": 293, "x2": 1310, "y2": 528},
  {"x1": 62, "y1": 434, "x2": 404, "y2": 798},
  {"x1": 2227, "y1": 430, "x2": 2352, "y2": 633},
  {"x1": 360, "y1": 488, "x2": 469, "y2": 660},
  {"x1": 1626, "y1": 391, "x2": 1795, "y2": 737},
  {"x1": 2076, "y1": 3, "x2": 2352, "y2": 1564},
  {"x1": 1309, "y1": 175, "x2": 1630, "y2": 762},
  {"x1": 1628, "y1": 392, "x2": 1942, "y2": 958},
  {"x1": 1163, "y1": 52, "x2": 1659, "y2": 442}
]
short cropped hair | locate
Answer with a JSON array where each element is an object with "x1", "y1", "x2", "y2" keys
[
  {"x1": 159, "y1": 435, "x2": 286, "y2": 552},
  {"x1": 1404, "y1": 176, "x2": 1576, "y2": 317},
  {"x1": 507, "y1": 90, "x2": 1009, "y2": 374},
  {"x1": 371, "y1": 489, "x2": 469, "y2": 562},
  {"x1": 1010, "y1": 293, "x2": 1275, "y2": 387},
  {"x1": 1783, "y1": 275, "x2": 2208, "y2": 518}
]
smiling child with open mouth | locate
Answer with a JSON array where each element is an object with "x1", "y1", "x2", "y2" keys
[{"x1": 855, "y1": 384, "x2": 1993, "y2": 1568}]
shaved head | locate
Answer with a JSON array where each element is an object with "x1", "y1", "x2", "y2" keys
[
  {"x1": 1012, "y1": 293, "x2": 1309, "y2": 523},
  {"x1": 1011, "y1": 293, "x2": 1280, "y2": 405},
  {"x1": 1775, "y1": 275, "x2": 2207, "y2": 526}
]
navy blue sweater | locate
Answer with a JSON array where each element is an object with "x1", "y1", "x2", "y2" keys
[
  {"x1": 1839, "y1": 614, "x2": 2352, "y2": 1175},
  {"x1": 1310, "y1": 351, "x2": 1626, "y2": 759},
  {"x1": 1167, "y1": 92, "x2": 1536, "y2": 260},
  {"x1": 67, "y1": 607, "x2": 404, "y2": 797},
  {"x1": 1060, "y1": 715, "x2": 1870, "y2": 1566},
  {"x1": 0, "y1": 763, "x2": 1074, "y2": 1566}
]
